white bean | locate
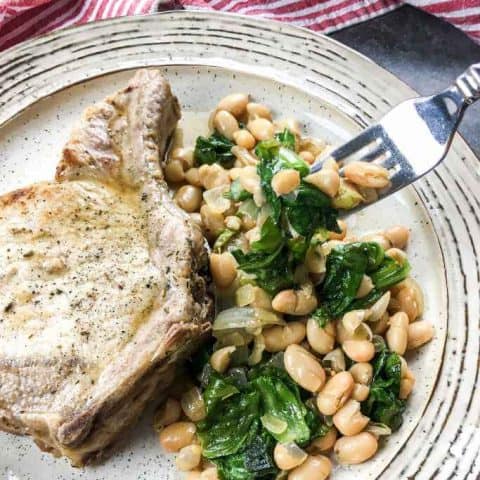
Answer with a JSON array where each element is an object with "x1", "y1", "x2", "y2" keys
[
  {"x1": 407, "y1": 321, "x2": 434, "y2": 349},
  {"x1": 342, "y1": 340, "x2": 375, "y2": 362},
  {"x1": 264, "y1": 322, "x2": 306, "y2": 353},
  {"x1": 384, "y1": 225, "x2": 410, "y2": 249},
  {"x1": 247, "y1": 118, "x2": 275, "y2": 141},
  {"x1": 305, "y1": 169, "x2": 340, "y2": 198},
  {"x1": 246, "y1": 102, "x2": 272, "y2": 120},
  {"x1": 349, "y1": 363, "x2": 373, "y2": 385},
  {"x1": 334, "y1": 432, "x2": 378, "y2": 464},
  {"x1": 159, "y1": 422, "x2": 196, "y2": 453},
  {"x1": 233, "y1": 129, "x2": 256, "y2": 149},
  {"x1": 284, "y1": 344, "x2": 326, "y2": 393},
  {"x1": 274, "y1": 442, "x2": 308, "y2": 470},
  {"x1": 288, "y1": 455, "x2": 332, "y2": 480},
  {"x1": 344, "y1": 161, "x2": 390, "y2": 188},
  {"x1": 176, "y1": 444, "x2": 202, "y2": 471},
  {"x1": 272, "y1": 284, "x2": 317, "y2": 316},
  {"x1": 333, "y1": 399, "x2": 369, "y2": 436},
  {"x1": 306, "y1": 317, "x2": 336, "y2": 354},
  {"x1": 217, "y1": 93, "x2": 249, "y2": 117},
  {"x1": 351, "y1": 383, "x2": 370, "y2": 402},
  {"x1": 308, "y1": 428, "x2": 337, "y2": 453},
  {"x1": 214, "y1": 110, "x2": 239, "y2": 140},
  {"x1": 174, "y1": 185, "x2": 203, "y2": 212},
  {"x1": 272, "y1": 169, "x2": 301, "y2": 196},
  {"x1": 316, "y1": 371, "x2": 354, "y2": 415},
  {"x1": 386, "y1": 311, "x2": 409, "y2": 355}
]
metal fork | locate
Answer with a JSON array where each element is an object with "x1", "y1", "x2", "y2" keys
[{"x1": 310, "y1": 63, "x2": 480, "y2": 214}]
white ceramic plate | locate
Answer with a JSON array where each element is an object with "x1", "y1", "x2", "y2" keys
[{"x1": 0, "y1": 11, "x2": 478, "y2": 480}]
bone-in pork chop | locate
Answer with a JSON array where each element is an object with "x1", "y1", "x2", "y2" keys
[{"x1": 0, "y1": 70, "x2": 212, "y2": 466}]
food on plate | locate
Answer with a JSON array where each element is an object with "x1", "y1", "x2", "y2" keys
[
  {"x1": 0, "y1": 70, "x2": 212, "y2": 466},
  {"x1": 158, "y1": 93, "x2": 435, "y2": 479}
]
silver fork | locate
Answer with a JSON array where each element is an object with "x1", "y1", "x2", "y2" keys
[{"x1": 310, "y1": 63, "x2": 480, "y2": 213}]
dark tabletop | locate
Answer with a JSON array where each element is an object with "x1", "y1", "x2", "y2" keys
[{"x1": 331, "y1": 5, "x2": 480, "y2": 158}]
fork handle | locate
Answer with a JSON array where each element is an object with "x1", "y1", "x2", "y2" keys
[{"x1": 455, "y1": 63, "x2": 480, "y2": 105}]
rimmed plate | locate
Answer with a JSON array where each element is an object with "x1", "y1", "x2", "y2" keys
[{"x1": 0, "y1": 11, "x2": 478, "y2": 480}]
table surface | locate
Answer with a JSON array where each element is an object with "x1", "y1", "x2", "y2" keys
[{"x1": 332, "y1": 5, "x2": 480, "y2": 158}]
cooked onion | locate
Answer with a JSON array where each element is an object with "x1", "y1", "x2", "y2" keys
[
  {"x1": 261, "y1": 414, "x2": 287, "y2": 435},
  {"x1": 367, "y1": 291, "x2": 391, "y2": 322},
  {"x1": 366, "y1": 422, "x2": 392, "y2": 436},
  {"x1": 342, "y1": 310, "x2": 367, "y2": 334},
  {"x1": 322, "y1": 348, "x2": 346, "y2": 372},
  {"x1": 203, "y1": 185, "x2": 231, "y2": 213},
  {"x1": 236, "y1": 284, "x2": 256, "y2": 307},
  {"x1": 213, "y1": 307, "x2": 285, "y2": 334},
  {"x1": 248, "y1": 334, "x2": 266, "y2": 366},
  {"x1": 181, "y1": 386, "x2": 206, "y2": 422}
]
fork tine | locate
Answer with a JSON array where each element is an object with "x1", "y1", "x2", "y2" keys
[
  {"x1": 310, "y1": 125, "x2": 381, "y2": 173},
  {"x1": 330, "y1": 126, "x2": 381, "y2": 161}
]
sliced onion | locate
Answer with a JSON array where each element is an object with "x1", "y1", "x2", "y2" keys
[
  {"x1": 352, "y1": 322, "x2": 373, "y2": 341},
  {"x1": 257, "y1": 204, "x2": 274, "y2": 226},
  {"x1": 248, "y1": 334, "x2": 265, "y2": 366},
  {"x1": 232, "y1": 146, "x2": 258, "y2": 166},
  {"x1": 373, "y1": 335, "x2": 387, "y2": 352},
  {"x1": 203, "y1": 185, "x2": 231, "y2": 213},
  {"x1": 253, "y1": 187, "x2": 266, "y2": 207},
  {"x1": 229, "y1": 344, "x2": 249, "y2": 366},
  {"x1": 261, "y1": 414, "x2": 287, "y2": 435},
  {"x1": 213, "y1": 307, "x2": 285, "y2": 334},
  {"x1": 342, "y1": 310, "x2": 367, "y2": 334},
  {"x1": 277, "y1": 442, "x2": 308, "y2": 468},
  {"x1": 238, "y1": 198, "x2": 259, "y2": 219},
  {"x1": 238, "y1": 166, "x2": 260, "y2": 194},
  {"x1": 322, "y1": 348, "x2": 346, "y2": 372},
  {"x1": 305, "y1": 245, "x2": 326, "y2": 274},
  {"x1": 366, "y1": 422, "x2": 392, "y2": 436},
  {"x1": 217, "y1": 331, "x2": 253, "y2": 347},
  {"x1": 181, "y1": 386, "x2": 206, "y2": 422},
  {"x1": 367, "y1": 291, "x2": 391, "y2": 322},
  {"x1": 236, "y1": 284, "x2": 256, "y2": 307}
]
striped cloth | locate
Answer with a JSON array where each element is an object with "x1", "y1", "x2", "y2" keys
[{"x1": 1, "y1": 0, "x2": 479, "y2": 52}]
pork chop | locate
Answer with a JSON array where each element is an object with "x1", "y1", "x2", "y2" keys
[{"x1": 0, "y1": 69, "x2": 212, "y2": 466}]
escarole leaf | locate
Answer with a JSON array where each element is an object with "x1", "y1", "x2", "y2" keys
[
  {"x1": 319, "y1": 242, "x2": 374, "y2": 318},
  {"x1": 316, "y1": 242, "x2": 409, "y2": 323},
  {"x1": 194, "y1": 131, "x2": 235, "y2": 167},
  {"x1": 202, "y1": 371, "x2": 240, "y2": 414},
  {"x1": 231, "y1": 245, "x2": 294, "y2": 295},
  {"x1": 361, "y1": 349, "x2": 405, "y2": 432},
  {"x1": 276, "y1": 147, "x2": 309, "y2": 177},
  {"x1": 256, "y1": 154, "x2": 282, "y2": 223},
  {"x1": 370, "y1": 255, "x2": 411, "y2": 289},
  {"x1": 198, "y1": 388, "x2": 260, "y2": 458},
  {"x1": 215, "y1": 429, "x2": 277, "y2": 480},
  {"x1": 251, "y1": 370, "x2": 310, "y2": 445},
  {"x1": 283, "y1": 182, "x2": 340, "y2": 237},
  {"x1": 251, "y1": 217, "x2": 284, "y2": 254},
  {"x1": 275, "y1": 128, "x2": 296, "y2": 150}
]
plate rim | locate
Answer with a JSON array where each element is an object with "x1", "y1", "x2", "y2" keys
[{"x1": 0, "y1": 11, "x2": 476, "y2": 480}]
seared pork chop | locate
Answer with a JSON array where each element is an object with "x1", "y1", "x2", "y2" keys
[{"x1": 0, "y1": 70, "x2": 212, "y2": 465}]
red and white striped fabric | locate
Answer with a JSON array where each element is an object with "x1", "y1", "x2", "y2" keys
[{"x1": 0, "y1": 0, "x2": 479, "y2": 52}]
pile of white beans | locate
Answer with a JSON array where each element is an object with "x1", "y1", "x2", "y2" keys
[{"x1": 157, "y1": 93, "x2": 435, "y2": 480}]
